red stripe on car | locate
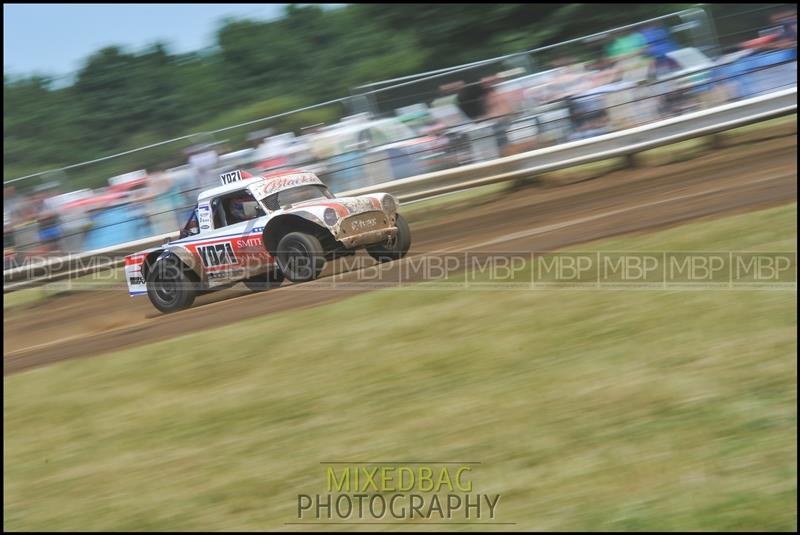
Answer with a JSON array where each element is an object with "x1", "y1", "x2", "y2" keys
[
  {"x1": 124, "y1": 255, "x2": 146, "y2": 266},
  {"x1": 304, "y1": 201, "x2": 350, "y2": 217}
]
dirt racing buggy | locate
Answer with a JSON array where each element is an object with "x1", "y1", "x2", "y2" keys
[{"x1": 124, "y1": 169, "x2": 411, "y2": 313}]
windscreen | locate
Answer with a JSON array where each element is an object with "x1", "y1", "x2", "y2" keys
[{"x1": 262, "y1": 184, "x2": 335, "y2": 211}]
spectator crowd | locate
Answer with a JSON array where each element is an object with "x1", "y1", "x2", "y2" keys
[{"x1": 4, "y1": 9, "x2": 796, "y2": 267}]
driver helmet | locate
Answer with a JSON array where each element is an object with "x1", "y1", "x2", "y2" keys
[{"x1": 229, "y1": 195, "x2": 260, "y2": 221}]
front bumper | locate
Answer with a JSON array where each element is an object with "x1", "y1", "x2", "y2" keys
[
  {"x1": 335, "y1": 210, "x2": 397, "y2": 249},
  {"x1": 338, "y1": 226, "x2": 397, "y2": 249}
]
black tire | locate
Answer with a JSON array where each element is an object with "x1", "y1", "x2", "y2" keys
[
  {"x1": 367, "y1": 213, "x2": 412, "y2": 263},
  {"x1": 275, "y1": 232, "x2": 326, "y2": 283},
  {"x1": 146, "y1": 254, "x2": 197, "y2": 313},
  {"x1": 243, "y1": 268, "x2": 285, "y2": 292}
]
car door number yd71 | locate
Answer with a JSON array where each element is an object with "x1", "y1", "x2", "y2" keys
[{"x1": 197, "y1": 242, "x2": 238, "y2": 268}]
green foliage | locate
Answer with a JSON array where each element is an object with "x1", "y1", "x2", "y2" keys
[
  {"x1": 4, "y1": 3, "x2": 694, "y2": 188},
  {"x1": 4, "y1": 204, "x2": 797, "y2": 530}
]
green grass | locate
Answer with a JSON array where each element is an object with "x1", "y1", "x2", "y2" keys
[
  {"x1": 720, "y1": 113, "x2": 796, "y2": 137},
  {"x1": 4, "y1": 204, "x2": 797, "y2": 531},
  {"x1": 2, "y1": 286, "x2": 49, "y2": 310},
  {"x1": 582, "y1": 202, "x2": 797, "y2": 252}
]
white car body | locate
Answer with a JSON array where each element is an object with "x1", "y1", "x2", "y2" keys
[{"x1": 124, "y1": 169, "x2": 399, "y2": 296}]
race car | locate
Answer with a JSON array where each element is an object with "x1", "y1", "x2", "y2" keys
[{"x1": 124, "y1": 169, "x2": 411, "y2": 313}]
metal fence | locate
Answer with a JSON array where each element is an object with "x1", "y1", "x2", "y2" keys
[
  {"x1": 4, "y1": 86, "x2": 796, "y2": 292},
  {"x1": 3, "y1": 4, "x2": 797, "y2": 269}
]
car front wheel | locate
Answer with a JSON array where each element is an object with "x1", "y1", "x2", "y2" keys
[
  {"x1": 146, "y1": 254, "x2": 197, "y2": 313},
  {"x1": 367, "y1": 213, "x2": 411, "y2": 263},
  {"x1": 275, "y1": 232, "x2": 326, "y2": 283}
]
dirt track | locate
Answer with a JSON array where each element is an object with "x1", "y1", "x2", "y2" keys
[{"x1": 4, "y1": 136, "x2": 797, "y2": 375}]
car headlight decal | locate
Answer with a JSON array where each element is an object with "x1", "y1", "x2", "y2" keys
[
  {"x1": 382, "y1": 195, "x2": 396, "y2": 214},
  {"x1": 324, "y1": 207, "x2": 338, "y2": 226}
]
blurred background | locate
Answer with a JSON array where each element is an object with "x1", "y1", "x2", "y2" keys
[
  {"x1": 3, "y1": 6, "x2": 797, "y2": 531},
  {"x1": 3, "y1": 3, "x2": 797, "y2": 265}
]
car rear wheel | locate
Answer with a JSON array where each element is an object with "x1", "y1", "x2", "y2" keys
[
  {"x1": 146, "y1": 254, "x2": 197, "y2": 313},
  {"x1": 275, "y1": 232, "x2": 326, "y2": 283},
  {"x1": 243, "y1": 268, "x2": 285, "y2": 291},
  {"x1": 367, "y1": 213, "x2": 411, "y2": 263}
]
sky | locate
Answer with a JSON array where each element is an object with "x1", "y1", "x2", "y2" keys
[{"x1": 4, "y1": 4, "x2": 342, "y2": 79}]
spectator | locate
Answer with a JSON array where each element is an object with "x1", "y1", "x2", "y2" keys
[
  {"x1": 59, "y1": 200, "x2": 90, "y2": 254},
  {"x1": 142, "y1": 167, "x2": 180, "y2": 235},
  {"x1": 254, "y1": 134, "x2": 292, "y2": 170},
  {"x1": 483, "y1": 76, "x2": 515, "y2": 115},
  {"x1": 550, "y1": 57, "x2": 594, "y2": 98},
  {"x1": 11, "y1": 192, "x2": 40, "y2": 256},
  {"x1": 640, "y1": 24, "x2": 680, "y2": 77},
  {"x1": 605, "y1": 29, "x2": 647, "y2": 61},
  {"x1": 4, "y1": 186, "x2": 19, "y2": 264},
  {"x1": 431, "y1": 81, "x2": 465, "y2": 109},
  {"x1": 188, "y1": 143, "x2": 220, "y2": 190},
  {"x1": 456, "y1": 76, "x2": 516, "y2": 151},
  {"x1": 456, "y1": 81, "x2": 488, "y2": 120},
  {"x1": 4, "y1": 186, "x2": 18, "y2": 238},
  {"x1": 35, "y1": 184, "x2": 64, "y2": 253},
  {"x1": 771, "y1": 9, "x2": 797, "y2": 48},
  {"x1": 166, "y1": 166, "x2": 199, "y2": 225},
  {"x1": 481, "y1": 75, "x2": 515, "y2": 150}
]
